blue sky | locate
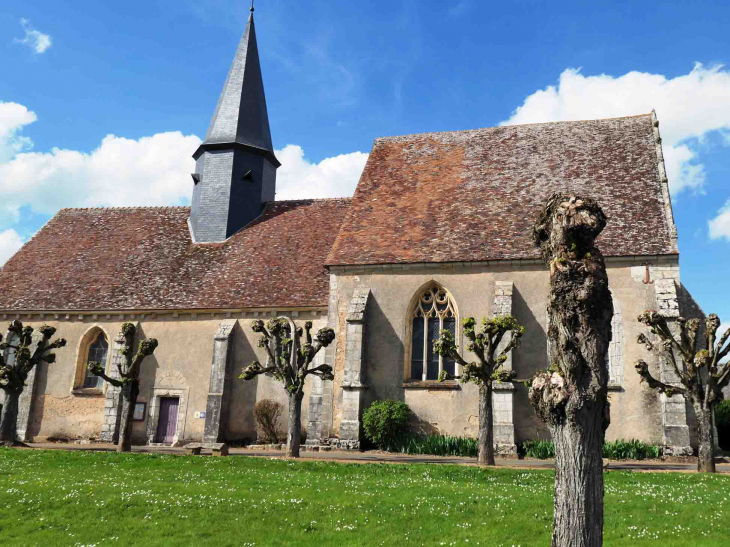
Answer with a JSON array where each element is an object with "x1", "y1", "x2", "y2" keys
[{"x1": 1, "y1": 0, "x2": 729, "y2": 329}]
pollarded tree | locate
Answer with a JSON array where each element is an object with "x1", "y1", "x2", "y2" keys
[
  {"x1": 0, "y1": 321, "x2": 66, "y2": 445},
  {"x1": 635, "y1": 311, "x2": 730, "y2": 473},
  {"x1": 433, "y1": 315, "x2": 525, "y2": 465},
  {"x1": 528, "y1": 194, "x2": 613, "y2": 547},
  {"x1": 86, "y1": 323, "x2": 158, "y2": 452},
  {"x1": 240, "y1": 318, "x2": 335, "y2": 458}
]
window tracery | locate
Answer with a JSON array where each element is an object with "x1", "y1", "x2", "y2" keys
[{"x1": 409, "y1": 285, "x2": 458, "y2": 381}]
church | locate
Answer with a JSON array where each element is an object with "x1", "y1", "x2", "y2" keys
[{"x1": 0, "y1": 10, "x2": 702, "y2": 456}]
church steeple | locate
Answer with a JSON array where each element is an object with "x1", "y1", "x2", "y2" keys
[{"x1": 189, "y1": 8, "x2": 280, "y2": 243}]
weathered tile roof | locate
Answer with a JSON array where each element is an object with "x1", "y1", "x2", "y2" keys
[
  {"x1": 0, "y1": 199, "x2": 350, "y2": 311},
  {"x1": 327, "y1": 114, "x2": 678, "y2": 266}
]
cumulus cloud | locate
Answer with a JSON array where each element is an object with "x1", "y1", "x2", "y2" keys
[
  {"x1": 0, "y1": 101, "x2": 369, "y2": 233},
  {"x1": 0, "y1": 102, "x2": 37, "y2": 163},
  {"x1": 0, "y1": 229, "x2": 24, "y2": 265},
  {"x1": 502, "y1": 64, "x2": 730, "y2": 196},
  {"x1": 0, "y1": 132, "x2": 201, "y2": 219},
  {"x1": 14, "y1": 18, "x2": 52, "y2": 54},
  {"x1": 274, "y1": 144, "x2": 368, "y2": 200},
  {"x1": 709, "y1": 199, "x2": 730, "y2": 241}
]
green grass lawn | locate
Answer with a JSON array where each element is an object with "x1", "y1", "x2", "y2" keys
[{"x1": 0, "y1": 449, "x2": 728, "y2": 547}]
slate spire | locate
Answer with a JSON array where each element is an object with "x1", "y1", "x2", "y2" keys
[
  {"x1": 202, "y1": 10, "x2": 274, "y2": 155},
  {"x1": 190, "y1": 9, "x2": 280, "y2": 243}
]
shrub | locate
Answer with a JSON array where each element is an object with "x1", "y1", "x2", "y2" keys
[
  {"x1": 253, "y1": 399, "x2": 283, "y2": 444},
  {"x1": 716, "y1": 400, "x2": 730, "y2": 450},
  {"x1": 362, "y1": 400, "x2": 410, "y2": 449}
]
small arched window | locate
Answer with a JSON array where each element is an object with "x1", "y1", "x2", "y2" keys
[
  {"x1": 409, "y1": 285, "x2": 458, "y2": 381},
  {"x1": 82, "y1": 332, "x2": 108, "y2": 389}
]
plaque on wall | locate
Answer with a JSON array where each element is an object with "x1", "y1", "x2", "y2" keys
[{"x1": 132, "y1": 402, "x2": 146, "y2": 421}]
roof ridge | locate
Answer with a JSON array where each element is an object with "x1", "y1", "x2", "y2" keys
[
  {"x1": 374, "y1": 112, "x2": 653, "y2": 142},
  {"x1": 59, "y1": 206, "x2": 191, "y2": 212},
  {"x1": 270, "y1": 197, "x2": 352, "y2": 204}
]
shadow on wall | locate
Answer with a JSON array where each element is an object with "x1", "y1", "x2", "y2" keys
[
  {"x1": 226, "y1": 320, "x2": 258, "y2": 441},
  {"x1": 133, "y1": 323, "x2": 160, "y2": 444},
  {"x1": 362, "y1": 294, "x2": 406, "y2": 409},
  {"x1": 512, "y1": 287, "x2": 552, "y2": 443}
]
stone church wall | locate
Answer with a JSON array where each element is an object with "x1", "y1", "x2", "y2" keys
[
  {"x1": 324, "y1": 258, "x2": 675, "y2": 447},
  {"x1": 13, "y1": 310, "x2": 326, "y2": 444}
]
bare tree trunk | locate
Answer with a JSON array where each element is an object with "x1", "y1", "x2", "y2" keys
[
  {"x1": 696, "y1": 405, "x2": 716, "y2": 473},
  {"x1": 0, "y1": 390, "x2": 20, "y2": 443},
  {"x1": 286, "y1": 391, "x2": 303, "y2": 458},
  {"x1": 478, "y1": 383, "x2": 495, "y2": 466},
  {"x1": 551, "y1": 404, "x2": 605, "y2": 546},
  {"x1": 117, "y1": 381, "x2": 139, "y2": 453}
]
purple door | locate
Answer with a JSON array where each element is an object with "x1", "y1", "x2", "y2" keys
[{"x1": 155, "y1": 397, "x2": 179, "y2": 444}]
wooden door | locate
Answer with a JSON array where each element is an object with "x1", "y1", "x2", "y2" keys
[{"x1": 155, "y1": 397, "x2": 179, "y2": 444}]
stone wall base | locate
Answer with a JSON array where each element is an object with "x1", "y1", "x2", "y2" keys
[{"x1": 663, "y1": 445, "x2": 693, "y2": 457}]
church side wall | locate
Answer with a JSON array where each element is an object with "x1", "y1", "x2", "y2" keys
[
  {"x1": 14, "y1": 312, "x2": 326, "y2": 444},
  {"x1": 329, "y1": 261, "x2": 666, "y2": 446}
]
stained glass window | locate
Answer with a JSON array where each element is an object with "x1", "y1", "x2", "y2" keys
[{"x1": 83, "y1": 333, "x2": 108, "y2": 388}]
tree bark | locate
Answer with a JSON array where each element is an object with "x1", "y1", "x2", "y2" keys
[
  {"x1": 0, "y1": 390, "x2": 20, "y2": 443},
  {"x1": 117, "y1": 381, "x2": 139, "y2": 453},
  {"x1": 551, "y1": 403, "x2": 606, "y2": 547},
  {"x1": 286, "y1": 391, "x2": 304, "y2": 458},
  {"x1": 478, "y1": 382, "x2": 495, "y2": 466},
  {"x1": 696, "y1": 405, "x2": 716, "y2": 473}
]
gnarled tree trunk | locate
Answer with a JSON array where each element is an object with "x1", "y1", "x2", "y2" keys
[
  {"x1": 695, "y1": 405, "x2": 716, "y2": 473},
  {"x1": 530, "y1": 194, "x2": 613, "y2": 547},
  {"x1": 286, "y1": 391, "x2": 303, "y2": 458},
  {"x1": 117, "y1": 381, "x2": 140, "y2": 453},
  {"x1": 478, "y1": 383, "x2": 495, "y2": 466},
  {"x1": 0, "y1": 390, "x2": 20, "y2": 443}
]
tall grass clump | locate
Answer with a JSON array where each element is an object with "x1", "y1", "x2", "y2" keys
[
  {"x1": 522, "y1": 439, "x2": 556, "y2": 459},
  {"x1": 520, "y1": 439, "x2": 661, "y2": 460},
  {"x1": 603, "y1": 439, "x2": 661, "y2": 460},
  {"x1": 384, "y1": 434, "x2": 479, "y2": 457}
]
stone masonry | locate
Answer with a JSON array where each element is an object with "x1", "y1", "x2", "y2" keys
[
  {"x1": 492, "y1": 281, "x2": 517, "y2": 456},
  {"x1": 338, "y1": 288, "x2": 370, "y2": 449},
  {"x1": 655, "y1": 278, "x2": 693, "y2": 456},
  {"x1": 203, "y1": 320, "x2": 236, "y2": 442},
  {"x1": 306, "y1": 275, "x2": 338, "y2": 444},
  {"x1": 100, "y1": 330, "x2": 128, "y2": 443}
]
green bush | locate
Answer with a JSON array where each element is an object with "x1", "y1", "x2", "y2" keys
[
  {"x1": 384, "y1": 434, "x2": 479, "y2": 457},
  {"x1": 716, "y1": 400, "x2": 730, "y2": 450},
  {"x1": 519, "y1": 439, "x2": 661, "y2": 460},
  {"x1": 362, "y1": 400, "x2": 410, "y2": 449}
]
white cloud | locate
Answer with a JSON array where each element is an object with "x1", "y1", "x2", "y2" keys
[
  {"x1": 709, "y1": 199, "x2": 730, "y2": 241},
  {"x1": 501, "y1": 64, "x2": 730, "y2": 196},
  {"x1": 0, "y1": 102, "x2": 368, "y2": 232},
  {"x1": 14, "y1": 18, "x2": 52, "y2": 54},
  {"x1": 0, "y1": 131, "x2": 201, "y2": 217},
  {"x1": 0, "y1": 229, "x2": 24, "y2": 265},
  {"x1": 274, "y1": 144, "x2": 368, "y2": 200},
  {"x1": 0, "y1": 102, "x2": 37, "y2": 163}
]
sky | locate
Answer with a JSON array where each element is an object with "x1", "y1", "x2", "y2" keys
[{"x1": 1, "y1": 0, "x2": 729, "y2": 333}]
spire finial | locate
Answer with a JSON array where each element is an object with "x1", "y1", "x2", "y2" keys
[{"x1": 250, "y1": 0, "x2": 254, "y2": 13}]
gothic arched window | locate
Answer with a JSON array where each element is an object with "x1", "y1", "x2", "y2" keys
[
  {"x1": 73, "y1": 328, "x2": 110, "y2": 391},
  {"x1": 408, "y1": 285, "x2": 458, "y2": 381}
]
